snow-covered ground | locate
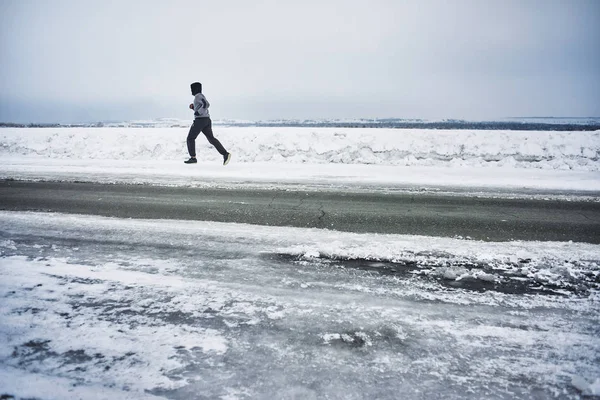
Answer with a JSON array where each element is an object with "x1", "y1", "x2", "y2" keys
[
  {"x1": 1, "y1": 212, "x2": 599, "y2": 399},
  {"x1": 1, "y1": 127, "x2": 599, "y2": 398},
  {"x1": 0, "y1": 127, "x2": 599, "y2": 196},
  {"x1": 3, "y1": 127, "x2": 599, "y2": 169}
]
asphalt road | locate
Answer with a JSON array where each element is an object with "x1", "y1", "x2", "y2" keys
[{"x1": 1, "y1": 180, "x2": 599, "y2": 243}]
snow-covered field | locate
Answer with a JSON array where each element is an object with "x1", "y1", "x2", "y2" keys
[
  {"x1": 2, "y1": 127, "x2": 599, "y2": 169},
  {"x1": 1, "y1": 126, "x2": 599, "y2": 399},
  {"x1": 1, "y1": 127, "x2": 599, "y2": 196}
]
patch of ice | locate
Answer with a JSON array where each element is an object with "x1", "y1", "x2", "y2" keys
[{"x1": 572, "y1": 376, "x2": 600, "y2": 396}]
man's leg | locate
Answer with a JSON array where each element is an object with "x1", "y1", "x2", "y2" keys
[
  {"x1": 186, "y1": 120, "x2": 203, "y2": 157},
  {"x1": 201, "y1": 119, "x2": 228, "y2": 156}
]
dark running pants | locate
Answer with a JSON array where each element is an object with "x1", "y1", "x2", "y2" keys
[{"x1": 187, "y1": 117, "x2": 228, "y2": 157}]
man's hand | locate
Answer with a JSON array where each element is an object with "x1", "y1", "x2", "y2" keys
[{"x1": 189, "y1": 103, "x2": 194, "y2": 110}]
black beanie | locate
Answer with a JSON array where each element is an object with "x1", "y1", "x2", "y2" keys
[{"x1": 191, "y1": 82, "x2": 202, "y2": 95}]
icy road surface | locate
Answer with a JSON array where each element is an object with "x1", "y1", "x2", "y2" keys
[{"x1": 1, "y1": 211, "x2": 599, "y2": 399}]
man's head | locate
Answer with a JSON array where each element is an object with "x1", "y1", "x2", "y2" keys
[{"x1": 191, "y1": 82, "x2": 202, "y2": 95}]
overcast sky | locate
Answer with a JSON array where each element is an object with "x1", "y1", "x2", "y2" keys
[{"x1": 1, "y1": 0, "x2": 599, "y2": 123}]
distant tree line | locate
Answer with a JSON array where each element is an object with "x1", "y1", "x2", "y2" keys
[
  {"x1": 0, "y1": 122, "x2": 106, "y2": 128},
  {"x1": 1, "y1": 121, "x2": 599, "y2": 131},
  {"x1": 250, "y1": 121, "x2": 600, "y2": 131}
]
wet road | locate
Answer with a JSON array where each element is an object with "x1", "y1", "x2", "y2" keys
[{"x1": 1, "y1": 180, "x2": 599, "y2": 243}]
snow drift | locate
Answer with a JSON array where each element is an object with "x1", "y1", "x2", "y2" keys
[{"x1": 1, "y1": 127, "x2": 599, "y2": 171}]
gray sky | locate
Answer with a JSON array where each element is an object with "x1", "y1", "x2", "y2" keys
[{"x1": 1, "y1": 0, "x2": 599, "y2": 123}]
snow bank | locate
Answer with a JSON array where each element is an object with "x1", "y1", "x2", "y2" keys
[{"x1": 1, "y1": 127, "x2": 598, "y2": 171}]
